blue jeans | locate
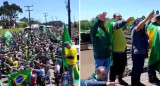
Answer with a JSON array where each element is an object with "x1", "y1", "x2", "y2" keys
[
  {"x1": 46, "y1": 76, "x2": 51, "y2": 84},
  {"x1": 94, "y1": 58, "x2": 110, "y2": 81},
  {"x1": 131, "y1": 54, "x2": 145, "y2": 84}
]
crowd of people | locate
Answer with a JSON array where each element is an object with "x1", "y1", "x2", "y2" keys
[
  {"x1": 0, "y1": 26, "x2": 79, "y2": 86},
  {"x1": 82, "y1": 11, "x2": 160, "y2": 86}
]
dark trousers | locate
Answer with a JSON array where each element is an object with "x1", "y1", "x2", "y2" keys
[
  {"x1": 148, "y1": 63, "x2": 157, "y2": 80},
  {"x1": 37, "y1": 76, "x2": 45, "y2": 86},
  {"x1": 131, "y1": 54, "x2": 145, "y2": 84},
  {"x1": 109, "y1": 52, "x2": 127, "y2": 81}
]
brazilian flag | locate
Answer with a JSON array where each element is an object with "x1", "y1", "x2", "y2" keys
[
  {"x1": 147, "y1": 23, "x2": 160, "y2": 72},
  {"x1": 8, "y1": 68, "x2": 31, "y2": 86},
  {"x1": 107, "y1": 20, "x2": 117, "y2": 66},
  {"x1": 3, "y1": 30, "x2": 12, "y2": 40},
  {"x1": 3, "y1": 30, "x2": 13, "y2": 47}
]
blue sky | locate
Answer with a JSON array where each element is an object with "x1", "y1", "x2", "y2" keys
[
  {"x1": 81, "y1": 0, "x2": 160, "y2": 21},
  {"x1": 0, "y1": 0, "x2": 79, "y2": 23}
]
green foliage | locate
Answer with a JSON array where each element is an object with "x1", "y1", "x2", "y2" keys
[
  {"x1": 156, "y1": 10, "x2": 159, "y2": 15},
  {"x1": 80, "y1": 20, "x2": 92, "y2": 30},
  {"x1": 0, "y1": 28, "x2": 24, "y2": 34},
  {"x1": 0, "y1": 1, "x2": 23, "y2": 28},
  {"x1": 73, "y1": 21, "x2": 79, "y2": 28},
  {"x1": 43, "y1": 21, "x2": 64, "y2": 27},
  {"x1": 17, "y1": 23, "x2": 28, "y2": 28},
  {"x1": 20, "y1": 17, "x2": 28, "y2": 23}
]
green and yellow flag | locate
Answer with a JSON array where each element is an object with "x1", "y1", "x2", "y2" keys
[
  {"x1": 28, "y1": 52, "x2": 40, "y2": 63},
  {"x1": 56, "y1": 35, "x2": 61, "y2": 41},
  {"x1": 3, "y1": 30, "x2": 12, "y2": 40},
  {"x1": 62, "y1": 25, "x2": 79, "y2": 80},
  {"x1": 8, "y1": 68, "x2": 31, "y2": 86},
  {"x1": 49, "y1": 31, "x2": 54, "y2": 37},
  {"x1": 42, "y1": 27, "x2": 47, "y2": 34},
  {"x1": 107, "y1": 20, "x2": 117, "y2": 66},
  {"x1": 147, "y1": 23, "x2": 160, "y2": 72}
]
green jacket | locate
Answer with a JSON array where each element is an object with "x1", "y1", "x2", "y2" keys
[{"x1": 90, "y1": 20, "x2": 111, "y2": 59}]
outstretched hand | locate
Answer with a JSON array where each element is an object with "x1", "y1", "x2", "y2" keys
[
  {"x1": 146, "y1": 11, "x2": 154, "y2": 21},
  {"x1": 126, "y1": 17, "x2": 133, "y2": 23},
  {"x1": 106, "y1": 82, "x2": 118, "y2": 86}
]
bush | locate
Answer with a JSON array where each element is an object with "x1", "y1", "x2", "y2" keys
[{"x1": 17, "y1": 23, "x2": 28, "y2": 28}]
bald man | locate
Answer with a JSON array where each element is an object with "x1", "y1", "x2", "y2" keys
[{"x1": 81, "y1": 66, "x2": 117, "y2": 86}]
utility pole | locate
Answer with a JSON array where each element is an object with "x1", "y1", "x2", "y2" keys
[
  {"x1": 74, "y1": 16, "x2": 75, "y2": 23},
  {"x1": 65, "y1": 0, "x2": 71, "y2": 37},
  {"x1": 55, "y1": 16, "x2": 57, "y2": 21},
  {"x1": 44, "y1": 13, "x2": 48, "y2": 27},
  {"x1": 68, "y1": 0, "x2": 71, "y2": 37},
  {"x1": 51, "y1": 17, "x2": 54, "y2": 27},
  {"x1": 24, "y1": 5, "x2": 33, "y2": 30}
]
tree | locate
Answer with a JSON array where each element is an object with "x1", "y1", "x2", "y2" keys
[
  {"x1": 20, "y1": 17, "x2": 28, "y2": 23},
  {"x1": 0, "y1": 1, "x2": 23, "y2": 28},
  {"x1": 31, "y1": 18, "x2": 41, "y2": 24},
  {"x1": 43, "y1": 21, "x2": 64, "y2": 27},
  {"x1": 80, "y1": 20, "x2": 92, "y2": 30},
  {"x1": 141, "y1": 15, "x2": 146, "y2": 20},
  {"x1": 156, "y1": 10, "x2": 159, "y2": 15},
  {"x1": 73, "y1": 21, "x2": 79, "y2": 28}
]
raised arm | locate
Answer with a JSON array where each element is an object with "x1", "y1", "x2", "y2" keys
[
  {"x1": 113, "y1": 17, "x2": 133, "y2": 29},
  {"x1": 135, "y1": 12, "x2": 154, "y2": 32},
  {"x1": 90, "y1": 12, "x2": 107, "y2": 38}
]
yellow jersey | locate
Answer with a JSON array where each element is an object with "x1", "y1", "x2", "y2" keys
[
  {"x1": 66, "y1": 46, "x2": 77, "y2": 65},
  {"x1": 13, "y1": 61, "x2": 18, "y2": 67}
]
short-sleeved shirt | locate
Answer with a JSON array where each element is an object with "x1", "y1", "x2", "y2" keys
[
  {"x1": 131, "y1": 27, "x2": 148, "y2": 54},
  {"x1": 13, "y1": 61, "x2": 18, "y2": 67},
  {"x1": 66, "y1": 46, "x2": 77, "y2": 65}
]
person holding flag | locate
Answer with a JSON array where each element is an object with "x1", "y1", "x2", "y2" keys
[
  {"x1": 147, "y1": 14, "x2": 160, "y2": 83},
  {"x1": 62, "y1": 25, "x2": 79, "y2": 86},
  {"x1": 63, "y1": 41, "x2": 77, "y2": 86}
]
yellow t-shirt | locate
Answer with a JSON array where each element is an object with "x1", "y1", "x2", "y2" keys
[
  {"x1": 13, "y1": 61, "x2": 18, "y2": 67},
  {"x1": 52, "y1": 52, "x2": 55, "y2": 59},
  {"x1": 8, "y1": 57, "x2": 13, "y2": 63},
  {"x1": 66, "y1": 46, "x2": 77, "y2": 65},
  {"x1": 112, "y1": 29, "x2": 126, "y2": 52}
]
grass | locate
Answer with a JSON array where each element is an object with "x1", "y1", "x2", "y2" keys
[{"x1": 0, "y1": 28, "x2": 24, "y2": 34}]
